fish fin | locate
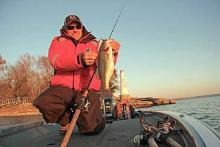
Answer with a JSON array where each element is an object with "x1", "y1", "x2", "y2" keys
[
  {"x1": 109, "y1": 68, "x2": 116, "y2": 81},
  {"x1": 97, "y1": 39, "x2": 103, "y2": 52}
]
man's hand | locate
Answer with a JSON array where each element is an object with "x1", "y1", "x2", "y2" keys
[
  {"x1": 109, "y1": 39, "x2": 120, "y2": 54},
  {"x1": 82, "y1": 51, "x2": 97, "y2": 66}
]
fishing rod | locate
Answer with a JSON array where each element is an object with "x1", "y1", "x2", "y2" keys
[
  {"x1": 109, "y1": 6, "x2": 125, "y2": 39},
  {"x1": 87, "y1": 5, "x2": 126, "y2": 89},
  {"x1": 61, "y1": 6, "x2": 125, "y2": 147}
]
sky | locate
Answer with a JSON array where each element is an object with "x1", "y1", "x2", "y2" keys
[{"x1": 0, "y1": 0, "x2": 220, "y2": 98}]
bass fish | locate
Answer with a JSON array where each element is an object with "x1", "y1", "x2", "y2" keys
[{"x1": 97, "y1": 39, "x2": 115, "y2": 91}]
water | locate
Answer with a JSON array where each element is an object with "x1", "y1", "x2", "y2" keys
[{"x1": 139, "y1": 95, "x2": 220, "y2": 134}]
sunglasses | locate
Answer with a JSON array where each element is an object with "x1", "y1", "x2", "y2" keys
[{"x1": 67, "y1": 25, "x2": 82, "y2": 30}]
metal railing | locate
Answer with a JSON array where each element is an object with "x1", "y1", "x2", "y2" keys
[{"x1": 0, "y1": 97, "x2": 32, "y2": 109}]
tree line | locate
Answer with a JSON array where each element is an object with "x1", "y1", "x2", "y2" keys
[
  {"x1": 0, "y1": 54, "x2": 53, "y2": 100},
  {"x1": 0, "y1": 54, "x2": 118, "y2": 101}
]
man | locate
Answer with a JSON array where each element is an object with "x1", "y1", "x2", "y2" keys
[{"x1": 33, "y1": 15, "x2": 120, "y2": 135}]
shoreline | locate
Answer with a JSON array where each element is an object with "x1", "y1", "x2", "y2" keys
[
  {"x1": 175, "y1": 93, "x2": 220, "y2": 100},
  {"x1": 0, "y1": 112, "x2": 41, "y2": 117},
  {"x1": 0, "y1": 98, "x2": 176, "y2": 116},
  {"x1": 0, "y1": 103, "x2": 40, "y2": 117}
]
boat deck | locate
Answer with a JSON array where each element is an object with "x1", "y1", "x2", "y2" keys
[
  {"x1": 0, "y1": 112, "x2": 188, "y2": 147},
  {"x1": 1, "y1": 119, "x2": 140, "y2": 147}
]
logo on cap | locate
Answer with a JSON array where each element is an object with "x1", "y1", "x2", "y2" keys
[{"x1": 69, "y1": 15, "x2": 76, "y2": 20}]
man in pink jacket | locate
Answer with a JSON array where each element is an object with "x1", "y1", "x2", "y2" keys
[{"x1": 34, "y1": 15, "x2": 120, "y2": 135}]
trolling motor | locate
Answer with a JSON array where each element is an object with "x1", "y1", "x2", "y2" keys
[{"x1": 131, "y1": 112, "x2": 177, "y2": 146}]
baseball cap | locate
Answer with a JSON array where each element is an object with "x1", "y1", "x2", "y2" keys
[{"x1": 64, "y1": 15, "x2": 82, "y2": 26}]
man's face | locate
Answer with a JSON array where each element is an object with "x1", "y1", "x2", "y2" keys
[{"x1": 66, "y1": 22, "x2": 83, "y2": 40}]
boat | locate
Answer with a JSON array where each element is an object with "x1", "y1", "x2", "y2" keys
[
  {"x1": 1, "y1": 70, "x2": 219, "y2": 146},
  {"x1": 1, "y1": 110, "x2": 219, "y2": 147},
  {"x1": 131, "y1": 110, "x2": 220, "y2": 147}
]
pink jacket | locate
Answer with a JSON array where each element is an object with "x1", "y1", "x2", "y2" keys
[{"x1": 48, "y1": 32, "x2": 118, "y2": 91}]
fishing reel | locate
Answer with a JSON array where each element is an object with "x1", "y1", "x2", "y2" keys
[
  {"x1": 131, "y1": 131, "x2": 149, "y2": 146},
  {"x1": 155, "y1": 116, "x2": 176, "y2": 142},
  {"x1": 67, "y1": 99, "x2": 90, "y2": 122},
  {"x1": 131, "y1": 123, "x2": 158, "y2": 145},
  {"x1": 131, "y1": 114, "x2": 158, "y2": 145},
  {"x1": 141, "y1": 119, "x2": 158, "y2": 136},
  {"x1": 131, "y1": 113, "x2": 177, "y2": 145},
  {"x1": 80, "y1": 97, "x2": 90, "y2": 112}
]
